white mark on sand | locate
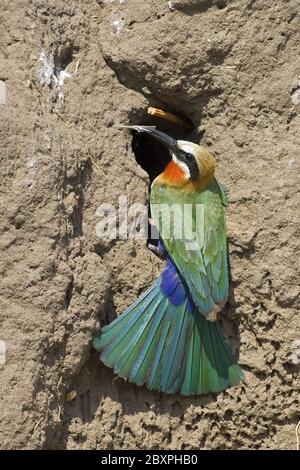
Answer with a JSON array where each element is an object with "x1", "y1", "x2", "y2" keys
[
  {"x1": 37, "y1": 48, "x2": 72, "y2": 104},
  {"x1": 290, "y1": 339, "x2": 300, "y2": 366},
  {"x1": 111, "y1": 12, "x2": 125, "y2": 36},
  {"x1": 0, "y1": 340, "x2": 6, "y2": 365},
  {"x1": 27, "y1": 155, "x2": 37, "y2": 184},
  {"x1": 44, "y1": 129, "x2": 52, "y2": 150},
  {"x1": 25, "y1": 141, "x2": 37, "y2": 188},
  {"x1": 291, "y1": 79, "x2": 300, "y2": 105},
  {"x1": 38, "y1": 49, "x2": 53, "y2": 86},
  {"x1": 0, "y1": 80, "x2": 6, "y2": 105}
]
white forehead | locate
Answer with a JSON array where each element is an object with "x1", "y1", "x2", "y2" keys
[{"x1": 176, "y1": 140, "x2": 200, "y2": 155}]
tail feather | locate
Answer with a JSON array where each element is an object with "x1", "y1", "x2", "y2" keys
[
  {"x1": 93, "y1": 277, "x2": 243, "y2": 395},
  {"x1": 146, "y1": 314, "x2": 171, "y2": 390},
  {"x1": 95, "y1": 284, "x2": 159, "y2": 367},
  {"x1": 94, "y1": 281, "x2": 158, "y2": 351},
  {"x1": 129, "y1": 297, "x2": 167, "y2": 385},
  {"x1": 209, "y1": 321, "x2": 230, "y2": 391},
  {"x1": 216, "y1": 324, "x2": 243, "y2": 386},
  {"x1": 160, "y1": 301, "x2": 193, "y2": 393},
  {"x1": 114, "y1": 295, "x2": 164, "y2": 378},
  {"x1": 181, "y1": 324, "x2": 199, "y2": 395}
]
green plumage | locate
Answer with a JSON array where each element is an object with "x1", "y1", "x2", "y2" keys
[
  {"x1": 150, "y1": 177, "x2": 229, "y2": 315},
  {"x1": 93, "y1": 173, "x2": 243, "y2": 395}
]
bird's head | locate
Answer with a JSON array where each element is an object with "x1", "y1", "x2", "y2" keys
[{"x1": 119, "y1": 125, "x2": 216, "y2": 188}]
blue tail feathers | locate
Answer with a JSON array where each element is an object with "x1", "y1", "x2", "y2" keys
[{"x1": 93, "y1": 268, "x2": 243, "y2": 395}]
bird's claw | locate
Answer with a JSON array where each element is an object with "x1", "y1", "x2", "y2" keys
[{"x1": 148, "y1": 243, "x2": 166, "y2": 260}]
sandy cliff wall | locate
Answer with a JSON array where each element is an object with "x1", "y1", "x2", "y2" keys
[{"x1": 0, "y1": 0, "x2": 299, "y2": 449}]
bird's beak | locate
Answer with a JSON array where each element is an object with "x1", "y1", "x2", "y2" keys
[{"x1": 117, "y1": 125, "x2": 177, "y2": 154}]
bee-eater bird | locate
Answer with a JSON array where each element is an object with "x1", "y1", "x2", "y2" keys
[{"x1": 93, "y1": 126, "x2": 243, "y2": 395}]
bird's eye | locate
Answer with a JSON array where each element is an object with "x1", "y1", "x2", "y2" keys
[
  {"x1": 179, "y1": 150, "x2": 194, "y2": 162},
  {"x1": 184, "y1": 152, "x2": 194, "y2": 160},
  {"x1": 178, "y1": 150, "x2": 199, "y2": 180}
]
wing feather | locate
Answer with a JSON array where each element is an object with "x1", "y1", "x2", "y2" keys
[{"x1": 150, "y1": 178, "x2": 228, "y2": 318}]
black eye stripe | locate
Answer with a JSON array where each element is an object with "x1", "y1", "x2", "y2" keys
[{"x1": 178, "y1": 151, "x2": 200, "y2": 180}]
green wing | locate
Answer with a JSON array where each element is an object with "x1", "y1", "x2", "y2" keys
[{"x1": 150, "y1": 177, "x2": 229, "y2": 317}]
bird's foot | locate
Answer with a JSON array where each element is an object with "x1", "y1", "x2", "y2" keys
[{"x1": 148, "y1": 243, "x2": 166, "y2": 260}]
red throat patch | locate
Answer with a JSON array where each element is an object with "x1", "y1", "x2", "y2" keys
[{"x1": 162, "y1": 160, "x2": 186, "y2": 184}]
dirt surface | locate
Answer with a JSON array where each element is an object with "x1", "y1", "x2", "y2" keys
[{"x1": 0, "y1": 0, "x2": 299, "y2": 450}]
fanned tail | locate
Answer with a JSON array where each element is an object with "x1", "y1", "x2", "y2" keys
[{"x1": 93, "y1": 276, "x2": 243, "y2": 395}]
